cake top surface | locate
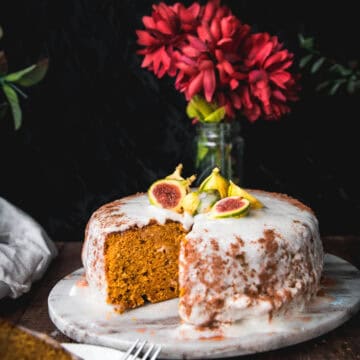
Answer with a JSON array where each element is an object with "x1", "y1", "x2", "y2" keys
[{"x1": 85, "y1": 190, "x2": 317, "y2": 244}]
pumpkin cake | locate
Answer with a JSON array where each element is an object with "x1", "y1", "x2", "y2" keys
[
  {"x1": 82, "y1": 167, "x2": 323, "y2": 326},
  {"x1": 0, "y1": 319, "x2": 78, "y2": 360}
]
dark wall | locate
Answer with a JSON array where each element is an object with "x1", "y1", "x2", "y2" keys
[{"x1": 0, "y1": 1, "x2": 359, "y2": 241}]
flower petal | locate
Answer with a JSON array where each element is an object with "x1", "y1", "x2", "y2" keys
[
  {"x1": 179, "y1": 2, "x2": 201, "y2": 22},
  {"x1": 197, "y1": 23, "x2": 213, "y2": 43},
  {"x1": 230, "y1": 92, "x2": 242, "y2": 109},
  {"x1": 203, "y1": 0, "x2": 221, "y2": 22},
  {"x1": 187, "y1": 35, "x2": 207, "y2": 52},
  {"x1": 176, "y1": 62, "x2": 197, "y2": 75},
  {"x1": 188, "y1": 72, "x2": 204, "y2": 98},
  {"x1": 143, "y1": 16, "x2": 156, "y2": 29},
  {"x1": 272, "y1": 89, "x2": 286, "y2": 102},
  {"x1": 155, "y1": 3, "x2": 175, "y2": 22},
  {"x1": 199, "y1": 59, "x2": 213, "y2": 70},
  {"x1": 241, "y1": 86, "x2": 253, "y2": 109},
  {"x1": 254, "y1": 41, "x2": 274, "y2": 66},
  {"x1": 269, "y1": 71, "x2": 291, "y2": 88},
  {"x1": 203, "y1": 68, "x2": 216, "y2": 101},
  {"x1": 220, "y1": 16, "x2": 237, "y2": 38},
  {"x1": 230, "y1": 78, "x2": 239, "y2": 90},
  {"x1": 136, "y1": 30, "x2": 158, "y2": 46},
  {"x1": 264, "y1": 50, "x2": 290, "y2": 69},
  {"x1": 210, "y1": 18, "x2": 221, "y2": 40},
  {"x1": 244, "y1": 103, "x2": 261, "y2": 122},
  {"x1": 156, "y1": 20, "x2": 173, "y2": 35},
  {"x1": 181, "y1": 45, "x2": 201, "y2": 58}
]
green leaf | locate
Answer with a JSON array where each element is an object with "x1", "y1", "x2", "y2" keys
[
  {"x1": 15, "y1": 59, "x2": 49, "y2": 87},
  {"x1": 328, "y1": 79, "x2": 346, "y2": 95},
  {"x1": 192, "y1": 95, "x2": 215, "y2": 117},
  {"x1": 186, "y1": 100, "x2": 204, "y2": 121},
  {"x1": 203, "y1": 107, "x2": 226, "y2": 123},
  {"x1": 299, "y1": 54, "x2": 313, "y2": 68},
  {"x1": 298, "y1": 33, "x2": 305, "y2": 45},
  {"x1": 311, "y1": 57, "x2": 326, "y2": 73},
  {"x1": 2, "y1": 83, "x2": 22, "y2": 129},
  {"x1": 329, "y1": 64, "x2": 352, "y2": 77},
  {"x1": 5, "y1": 64, "x2": 36, "y2": 82},
  {"x1": 196, "y1": 143, "x2": 209, "y2": 168},
  {"x1": 316, "y1": 81, "x2": 331, "y2": 91},
  {"x1": 298, "y1": 34, "x2": 314, "y2": 50}
]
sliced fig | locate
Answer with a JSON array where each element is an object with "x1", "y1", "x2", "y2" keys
[
  {"x1": 148, "y1": 179, "x2": 186, "y2": 212},
  {"x1": 227, "y1": 181, "x2": 264, "y2": 209},
  {"x1": 210, "y1": 196, "x2": 250, "y2": 219},
  {"x1": 199, "y1": 167, "x2": 229, "y2": 199},
  {"x1": 181, "y1": 192, "x2": 200, "y2": 215}
]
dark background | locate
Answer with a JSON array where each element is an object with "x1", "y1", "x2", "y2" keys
[{"x1": 0, "y1": 1, "x2": 359, "y2": 242}]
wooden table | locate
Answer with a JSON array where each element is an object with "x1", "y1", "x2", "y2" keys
[{"x1": 1, "y1": 238, "x2": 360, "y2": 359}]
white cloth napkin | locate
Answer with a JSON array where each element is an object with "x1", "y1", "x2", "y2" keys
[{"x1": 0, "y1": 197, "x2": 57, "y2": 299}]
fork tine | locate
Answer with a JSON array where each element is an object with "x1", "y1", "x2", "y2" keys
[
  {"x1": 120, "y1": 339, "x2": 140, "y2": 360},
  {"x1": 132, "y1": 340, "x2": 147, "y2": 359},
  {"x1": 149, "y1": 344, "x2": 162, "y2": 360},
  {"x1": 141, "y1": 343, "x2": 154, "y2": 360}
]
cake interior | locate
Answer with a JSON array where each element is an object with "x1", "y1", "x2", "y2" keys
[
  {"x1": 104, "y1": 221, "x2": 186, "y2": 312},
  {"x1": 0, "y1": 319, "x2": 73, "y2": 360}
]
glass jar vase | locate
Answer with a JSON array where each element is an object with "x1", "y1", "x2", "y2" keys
[{"x1": 194, "y1": 122, "x2": 244, "y2": 185}]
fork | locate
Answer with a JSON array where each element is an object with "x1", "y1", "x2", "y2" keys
[{"x1": 120, "y1": 339, "x2": 162, "y2": 360}]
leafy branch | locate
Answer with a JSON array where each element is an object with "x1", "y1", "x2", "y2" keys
[
  {"x1": 299, "y1": 34, "x2": 360, "y2": 95},
  {"x1": 0, "y1": 26, "x2": 48, "y2": 130}
]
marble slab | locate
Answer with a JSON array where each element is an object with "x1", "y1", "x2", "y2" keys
[{"x1": 48, "y1": 254, "x2": 360, "y2": 359}]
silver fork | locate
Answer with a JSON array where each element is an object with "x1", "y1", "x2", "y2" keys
[{"x1": 120, "y1": 339, "x2": 162, "y2": 360}]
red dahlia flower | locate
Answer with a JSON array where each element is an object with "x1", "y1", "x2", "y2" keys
[
  {"x1": 238, "y1": 33, "x2": 300, "y2": 121},
  {"x1": 136, "y1": 0, "x2": 299, "y2": 123},
  {"x1": 175, "y1": 0, "x2": 250, "y2": 104},
  {"x1": 136, "y1": 2, "x2": 201, "y2": 78}
]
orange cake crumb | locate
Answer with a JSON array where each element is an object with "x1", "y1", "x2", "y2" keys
[
  {"x1": 104, "y1": 221, "x2": 186, "y2": 312},
  {"x1": 0, "y1": 319, "x2": 74, "y2": 360}
]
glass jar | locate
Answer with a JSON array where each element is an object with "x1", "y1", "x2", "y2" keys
[{"x1": 194, "y1": 121, "x2": 244, "y2": 185}]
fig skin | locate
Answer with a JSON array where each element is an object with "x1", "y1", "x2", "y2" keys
[
  {"x1": 148, "y1": 179, "x2": 186, "y2": 212},
  {"x1": 182, "y1": 192, "x2": 200, "y2": 215},
  {"x1": 148, "y1": 164, "x2": 196, "y2": 213},
  {"x1": 210, "y1": 196, "x2": 250, "y2": 219},
  {"x1": 199, "y1": 167, "x2": 229, "y2": 199},
  {"x1": 166, "y1": 163, "x2": 184, "y2": 181}
]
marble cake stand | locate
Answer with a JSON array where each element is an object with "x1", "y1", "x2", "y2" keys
[{"x1": 48, "y1": 254, "x2": 360, "y2": 359}]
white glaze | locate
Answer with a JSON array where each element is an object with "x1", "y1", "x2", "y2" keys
[{"x1": 82, "y1": 191, "x2": 323, "y2": 325}]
